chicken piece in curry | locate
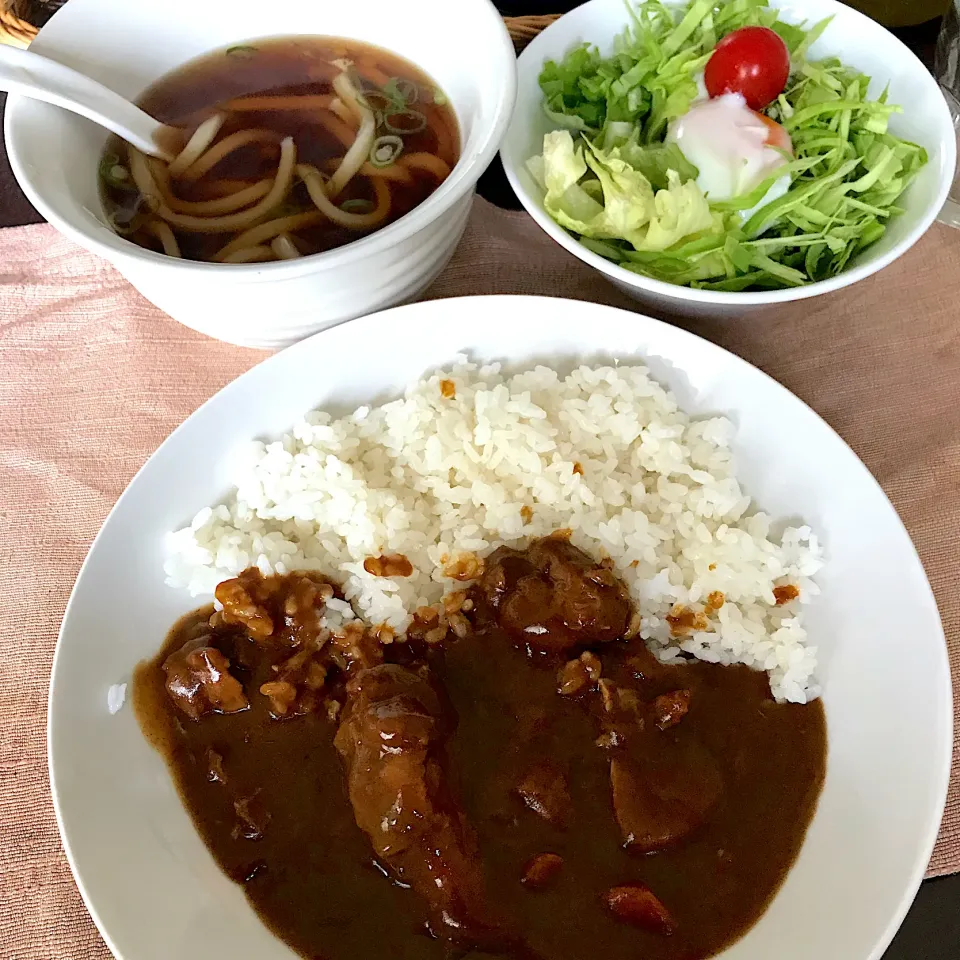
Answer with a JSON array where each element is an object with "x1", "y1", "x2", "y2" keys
[{"x1": 134, "y1": 536, "x2": 826, "y2": 960}]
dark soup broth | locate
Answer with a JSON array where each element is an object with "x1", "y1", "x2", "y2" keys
[{"x1": 99, "y1": 37, "x2": 459, "y2": 263}]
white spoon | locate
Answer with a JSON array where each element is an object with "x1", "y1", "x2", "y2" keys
[{"x1": 0, "y1": 44, "x2": 175, "y2": 160}]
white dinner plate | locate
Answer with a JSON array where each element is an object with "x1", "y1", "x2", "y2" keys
[{"x1": 49, "y1": 295, "x2": 952, "y2": 960}]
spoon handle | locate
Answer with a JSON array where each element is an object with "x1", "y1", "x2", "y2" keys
[{"x1": 0, "y1": 44, "x2": 173, "y2": 160}]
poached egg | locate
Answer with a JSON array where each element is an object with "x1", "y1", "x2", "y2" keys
[{"x1": 666, "y1": 92, "x2": 791, "y2": 213}]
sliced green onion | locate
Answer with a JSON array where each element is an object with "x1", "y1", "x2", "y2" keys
[
  {"x1": 433, "y1": 88, "x2": 448, "y2": 106},
  {"x1": 383, "y1": 109, "x2": 427, "y2": 135},
  {"x1": 359, "y1": 90, "x2": 394, "y2": 113},
  {"x1": 369, "y1": 134, "x2": 404, "y2": 168},
  {"x1": 226, "y1": 44, "x2": 258, "y2": 58},
  {"x1": 340, "y1": 198, "x2": 375, "y2": 213},
  {"x1": 385, "y1": 77, "x2": 419, "y2": 104},
  {"x1": 99, "y1": 153, "x2": 134, "y2": 189}
]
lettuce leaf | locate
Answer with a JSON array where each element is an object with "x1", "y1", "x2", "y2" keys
[
  {"x1": 597, "y1": 123, "x2": 700, "y2": 188},
  {"x1": 633, "y1": 170, "x2": 717, "y2": 250},
  {"x1": 534, "y1": 131, "x2": 717, "y2": 256},
  {"x1": 537, "y1": 131, "x2": 609, "y2": 235},
  {"x1": 582, "y1": 140, "x2": 656, "y2": 236}
]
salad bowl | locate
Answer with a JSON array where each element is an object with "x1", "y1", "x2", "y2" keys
[{"x1": 499, "y1": 0, "x2": 958, "y2": 317}]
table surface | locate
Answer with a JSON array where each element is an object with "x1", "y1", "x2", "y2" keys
[{"x1": 0, "y1": 7, "x2": 957, "y2": 958}]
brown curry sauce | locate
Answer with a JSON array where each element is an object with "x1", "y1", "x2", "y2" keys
[{"x1": 134, "y1": 539, "x2": 826, "y2": 960}]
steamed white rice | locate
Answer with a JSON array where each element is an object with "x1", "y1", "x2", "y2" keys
[{"x1": 164, "y1": 358, "x2": 823, "y2": 703}]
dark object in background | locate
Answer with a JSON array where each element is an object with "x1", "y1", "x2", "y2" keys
[
  {"x1": 937, "y1": 0, "x2": 960, "y2": 92},
  {"x1": 0, "y1": 0, "x2": 64, "y2": 41},
  {"x1": 497, "y1": 0, "x2": 562, "y2": 13},
  {"x1": 6, "y1": 0, "x2": 65, "y2": 24},
  {"x1": 0, "y1": 2, "x2": 69, "y2": 224},
  {"x1": 0, "y1": 94, "x2": 41, "y2": 226}
]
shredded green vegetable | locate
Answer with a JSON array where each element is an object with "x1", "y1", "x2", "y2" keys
[{"x1": 532, "y1": 0, "x2": 926, "y2": 289}]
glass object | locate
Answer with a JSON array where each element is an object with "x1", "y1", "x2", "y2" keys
[
  {"x1": 936, "y1": 0, "x2": 960, "y2": 227},
  {"x1": 845, "y1": 0, "x2": 946, "y2": 28}
]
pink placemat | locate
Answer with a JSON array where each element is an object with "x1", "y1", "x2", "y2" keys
[{"x1": 1, "y1": 196, "x2": 958, "y2": 960}]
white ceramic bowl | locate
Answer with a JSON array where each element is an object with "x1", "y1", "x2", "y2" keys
[
  {"x1": 4, "y1": 0, "x2": 516, "y2": 348},
  {"x1": 499, "y1": 0, "x2": 958, "y2": 318},
  {"x1": 50, "y1": 296, "x2": 951, "y2": 960}
]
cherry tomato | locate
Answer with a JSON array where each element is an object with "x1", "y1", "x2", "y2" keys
[
  {"x1": 704, "y1": 26, "x2": 790, "y2": 111},
  {"x1": 753, "y1": 110, "x2": 792, "y2": 153}
]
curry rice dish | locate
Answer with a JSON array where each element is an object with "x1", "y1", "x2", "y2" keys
[
  {"x1": 138, "y1": 359, "x2": 827, "y2": 959},
  {"x1": 136, "y1": 537, "x2": 825, "y2": 960}
]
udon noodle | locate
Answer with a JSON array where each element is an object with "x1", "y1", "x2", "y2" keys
[{"x1": 99, "y1": 38, "x2": 460, "y2": 263}]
